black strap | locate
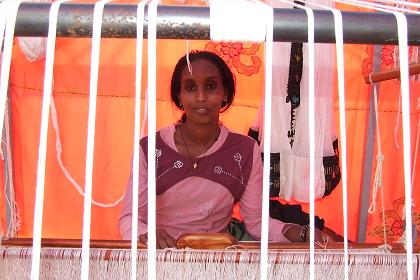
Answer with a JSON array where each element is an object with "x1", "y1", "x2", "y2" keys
[{"x1": 286, "y1": 1, "x2": 304, "y2": 147}]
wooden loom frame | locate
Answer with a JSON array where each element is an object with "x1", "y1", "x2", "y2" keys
[{"x1": 1, "y1": 2, "x2": 420, "y2": 279}]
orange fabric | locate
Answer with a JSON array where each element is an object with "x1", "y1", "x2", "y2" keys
[
  {"x1": 8, "y1": 37, "x2": 264, "y2": 239},
  {"x1": 361, "y1": 47, "x2": 420, "y2": 243},
  {"x1": 3, "y1": 2, "x2": 419, "y2": 242},
  {"x1": 295, "y1": 3, "x2": 420, "y2": 243}
]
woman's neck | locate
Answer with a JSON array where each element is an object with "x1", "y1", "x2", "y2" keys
[{"x1": 180, "y1": 120, "x2": 221, "y2": 146}]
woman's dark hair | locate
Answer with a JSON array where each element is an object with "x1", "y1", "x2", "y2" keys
[{"x1": 170, "y1": 51, "x2": 236, "y2": 115}]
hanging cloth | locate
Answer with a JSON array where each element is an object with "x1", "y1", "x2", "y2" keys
[
  {"x1": 249, "y1": 0, "x2": 340, "y2": 202},
  {"x1": 17, "y1": 0, "x2": 51, "y2": 62}
]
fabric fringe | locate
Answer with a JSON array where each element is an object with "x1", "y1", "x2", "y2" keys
[
  {"x1": 2, "y1": 102, "x2": 21, "y2": 239},
  {"x1": 0, "y1": 247, "x2": 417, "y2": 279}
]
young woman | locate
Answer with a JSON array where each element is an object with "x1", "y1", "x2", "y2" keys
[{"x1": 119, "y1": 51, "x2": 333, "y2": 248}]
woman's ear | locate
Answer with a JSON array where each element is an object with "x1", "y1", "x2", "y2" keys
[
  {"x1": 221, "y1": 93, "x2": 228, "y2": 108},
  {"x1": 179, "y1": 96, "x2": 184, "y2": 110}
]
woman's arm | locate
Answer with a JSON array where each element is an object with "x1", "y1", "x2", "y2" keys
[
  {"x1": 118, "y1": 143, "x2": 177, "y2": 248},
  {"x1": 118, "y1": 147, "x2": 149, "y2": 240},
  {"x1": 239, "y1": 142, "x2": 293, "y2": 242},
  {"x1": 240, "y1": 142, "x2": 337, "y2": 244}
]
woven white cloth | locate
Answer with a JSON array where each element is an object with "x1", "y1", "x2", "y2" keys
[{"x1": 254, "y1": 0, "x2": 337, "y2": 202}]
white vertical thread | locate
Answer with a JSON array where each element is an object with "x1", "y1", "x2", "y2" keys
[
  {"x1": 272, "y1": 1, "x2": 316, "y2": 278},
  {"x1": 331, "y1": 9, "x2": 349, "y2": 280},
  {"x1": 397, "y1": 13, "x2": 414, "y2": 280},
  {"x1": 29, "y1": 1, "x2": 69, "y2": 279},
  {"x1": 186, "y1": 40, "x2": 192, "y2": 74},
  {"x1": 50, "y1": 94, "x2": 125, "y2": 207},
  {"x1": 4, "y1": 101, "x2": 19, "y2": 238},
  {"x1": 80, "y1": 0, "x2": 113, "y2": 279},
  {"x1": 334, "y1": 1, "x2": 413, "y2": 279},
  {"x1": 147, "y1": 1, "x2": 159, "y2": 279},
  {"x1": 259, "y1": 3, "x2": 273, "y2": 280},
  {"x1": 0, "y1": 1, "x2": 8, "y2": 55},
  {"x1": 307, "y1": 9, "x2": 315, "y2": 280},
  {"x1": 0, "y1": 0, "x2": 22, "y2": 173},
  {"x1": 298, "y1": 3, "x2": 349, "y2": 279},
  {"x1": 131, "y1": 1, "x2": 148, "y2": 280},
  {"x1": 0, "y1": 0, "x2": 17, "y2": 240},
  {"x1": 367, "y1": 77, "x2": 389, "y2": 252}
]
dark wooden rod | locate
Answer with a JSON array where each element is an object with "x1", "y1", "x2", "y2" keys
[{"x1": 364, "y1": 63, "x2": 420, "y2": 84}]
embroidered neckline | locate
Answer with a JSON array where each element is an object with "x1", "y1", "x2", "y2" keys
[{"x1": 178, "y1": 125, "x2": 219, "y2": 170}]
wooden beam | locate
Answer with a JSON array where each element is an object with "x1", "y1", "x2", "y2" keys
[
  {"x1": 364, "y1": 63, "x2": 420, "y2": 84},
  {"x1": 2, "y1": 237, "x2": 419, "y2": 253}
]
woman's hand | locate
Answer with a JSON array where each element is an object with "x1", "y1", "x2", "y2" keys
[
  {"x1": 306, "y1": 227, "x2": 337, "y2": 245},
  {"x1": 138, "y1": 229, "x2": 176, "y2": 249}
]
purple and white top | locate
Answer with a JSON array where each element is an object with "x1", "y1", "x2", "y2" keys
[{"x1": 119, "y1": 124, "x2": 290, "y2": 242}]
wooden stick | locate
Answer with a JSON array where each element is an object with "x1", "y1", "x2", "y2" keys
[
  {"x1": 2, "y1": 238, "x2": 419, "y2": 265},
  {"x1": 2, "y1": 238, "x2": 419, "y2": 253},
  {"x1": 1, "y1": 238, "x2": 146, "y2": 249},
  {"x1": 364, "y1": 63, "x2": 420, "y2": 84}
]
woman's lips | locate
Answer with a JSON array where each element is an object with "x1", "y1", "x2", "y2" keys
[{"x1": 194, "y1": 107, "x2": 210, "y2": 114}]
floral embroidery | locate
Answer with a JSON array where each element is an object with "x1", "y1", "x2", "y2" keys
[
  {"x1": 155, "y1": 147, "x2": 183, "y2": 180},
  {"x1": 173, "y1": 211, "x2": 184, "y2": 221},
  {"x1": 214, "y1": 166, "x2": 222, "y2": 174},
  {"x1": 368, "y1": 197, "x2": 420, "y2": 243},
  {"x1": 194, "y1": 200, "x2": 215, "y2": 218},
  {"x1": 174, "y1": 160, "x2": 183, "y2": 169},
  {"x1": 204, "y1": 42, "x2": 261, "y2": 76},
  {"x1": 157, "y1": 160, "x2": 184, "y2": 180},
  {"x1": 155, "y1": 149, "x2": 162, "y2": 169},
  {"x1": 213, "y1": 153, "x2": 244, "y2": 185},
  {"x1": 156, "y1": 149, "x2": 162, "y2": 158}
]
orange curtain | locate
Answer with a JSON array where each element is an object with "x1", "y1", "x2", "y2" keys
[
  {"x1": 3, "y1": 1, "x2": 419, "y2": 242},
  {"x1": 8, "y1": 36, "x2": 265, "y2": 239}
]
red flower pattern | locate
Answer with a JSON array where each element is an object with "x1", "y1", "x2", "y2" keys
[
  {"x1": 205, "y1": 42, "x2": 261, "y2": 76},
  {"x1": 368, "y1": 197, "x2": 420, "y2": 243},
  {"x1": 390, "y1": 220, "x2": 404, "y2": 236},
  {"x1": 362, "y1": 45, "x2": 417, "y2": 81},
  {"x1": 382, "y1": 46, "x2": 395, "y2": 67}
]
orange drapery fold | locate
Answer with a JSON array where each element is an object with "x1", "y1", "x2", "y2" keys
[{"x1": 1, "y1": 1, "x2": 419, "y2": 242}]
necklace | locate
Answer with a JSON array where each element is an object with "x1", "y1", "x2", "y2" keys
[{"x1": 178, "y1": 125, "x2": 219, "y2": 170}]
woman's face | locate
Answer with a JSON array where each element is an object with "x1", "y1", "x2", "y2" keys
[{"x1": 179, "y1": 58, "x2": 228, "y2": 125}]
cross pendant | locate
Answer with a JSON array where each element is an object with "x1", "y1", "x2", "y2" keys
[{"x1": 193, "y1": 162, "x2": 198, "y2": 170}]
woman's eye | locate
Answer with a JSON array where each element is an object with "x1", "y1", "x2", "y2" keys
[
  {"x1": 184, "y1": 83, "x2": 196, "y2": 91},
  {"x1": 207, "y1": 82, "x2": 217, "y2": 90}
]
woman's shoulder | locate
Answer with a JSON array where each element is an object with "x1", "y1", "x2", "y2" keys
[
  {"x1": 139, "y1": 124, "x2": 175, "y2": 147},
  {"x1": 223, "y1": 127, "x2": 259, "y2": 150},
  {"x1": 225, "y1": 128, "x2": 258, "y2": 145}
]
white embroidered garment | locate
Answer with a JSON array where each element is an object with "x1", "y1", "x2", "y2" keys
[{"x1": 254, "y1": 0, "x2": 337, "y2": 202}]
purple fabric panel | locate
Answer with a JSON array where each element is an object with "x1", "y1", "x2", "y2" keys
[{"x1": 140, "y1": 132, "x2": 255, "y2": 203}]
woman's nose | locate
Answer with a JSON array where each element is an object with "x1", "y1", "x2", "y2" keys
[{"x1": 196, "y1": 88, "x2": 207, "y2": 102}]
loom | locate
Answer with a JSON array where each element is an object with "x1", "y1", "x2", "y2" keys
[
  {"x1": 0, "y1": 1, "x2": 419, "y2": 279},
  {"x1": 1, "y1": 238, "x2": 419, "y2": 279}
]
